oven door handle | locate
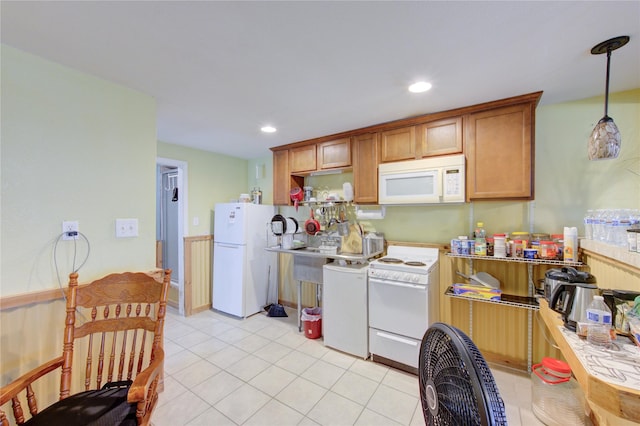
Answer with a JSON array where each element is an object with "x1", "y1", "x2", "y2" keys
[
  {"x1": 369, "y1": 277, "x2": 426, "y2": 290},
  {"x1": 374, "y1": 331, "x2": 419, "y2": 347}
]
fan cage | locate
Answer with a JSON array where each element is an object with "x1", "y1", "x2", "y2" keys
[{"x1": 419, "y1": 322, "x2": 507, "y2": 426}]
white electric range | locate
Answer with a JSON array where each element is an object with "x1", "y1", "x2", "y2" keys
[{"x1": 367, "y1": 246, "x2": 440, "y2": 371}]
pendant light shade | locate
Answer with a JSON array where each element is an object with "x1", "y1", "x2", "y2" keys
[{"x1": 587, "y1": 35, "x2": 629, "y2": 160}]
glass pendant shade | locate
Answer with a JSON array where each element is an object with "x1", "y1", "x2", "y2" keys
[
  {"x1": 587, "y1": 35, "x2": 629, "y2": 161},
  {"x1": 588, "y1": 116, "x2": 621, "y2": 160}
]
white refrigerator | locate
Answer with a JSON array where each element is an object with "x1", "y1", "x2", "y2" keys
[{"x1": 212, "y1": 203, "x2": 276, "y2": 318}]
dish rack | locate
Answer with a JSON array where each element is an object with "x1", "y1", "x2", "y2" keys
[{"x1": 314, "y1": 234, "x2": 341, "y2": 254}]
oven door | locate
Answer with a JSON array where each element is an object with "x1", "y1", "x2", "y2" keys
[{"x1": 368, "y1": 276, "x2": 429, "y2": 339}]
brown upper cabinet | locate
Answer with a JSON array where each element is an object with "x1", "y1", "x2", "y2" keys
[
  {"x1": 419, "y1": 117, "x2": 463, "y2": 157},
  {"x1": 318, "y1": 138, "x2": 351, "y2": 169},
  {"x1": 465, "y1": 102, "x2": 535, "y2": 200},
  {"x1": 289, "y1": 144, "x2": 317, "y2": 174},
  {"x1": 272, "y1": 149, "x2": 291, "y2": 205},
  {"x1": 271, "y1": 91, "x2": 542, "y2": 205},
  {"x1": 352, "y1": 133, "x2": 379, "y2": 204},
  {"x1": 379, "y1": 126, "x2": 416, "y2": 162}
]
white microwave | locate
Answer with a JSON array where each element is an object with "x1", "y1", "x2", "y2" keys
[{"x1": 378, "y1": 154, "x2": 465, "y2": 204}]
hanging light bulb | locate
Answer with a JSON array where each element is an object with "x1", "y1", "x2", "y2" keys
[{"x1": 587, "y1": 35, "x2": 629, "y2": 160}]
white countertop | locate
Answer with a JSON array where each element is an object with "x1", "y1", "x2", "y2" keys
[{"x1": 265, "y1": 246, "x2": 381, "y2": 262}]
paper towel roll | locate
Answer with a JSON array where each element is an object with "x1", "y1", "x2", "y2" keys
[{"x1": 563, "y1": 226, "x2": 578, "y2": 262}]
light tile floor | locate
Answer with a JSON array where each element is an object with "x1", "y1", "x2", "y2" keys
[{"x1": 153, "y1": 306, "x2": 544, "y2": 425}]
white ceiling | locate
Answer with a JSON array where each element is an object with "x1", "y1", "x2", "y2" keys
[{"x1": 2, "y1": 1, "x2": 639, "y2": 159}]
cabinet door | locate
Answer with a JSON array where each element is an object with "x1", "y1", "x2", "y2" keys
[
  {"x1": 272, "y1": 150, "x2": 290, "y2": 205},
  {"x1": 318, "y1": 138, "x2": 351, "y2": 169},
  {"x1": 419, "y1": 117, "x2": 462, "y2": 157},
  {"x1": 465, "y1": 103, "x2": 534, "y2": 200},
  {"x1": 380, "y1": 126, "x2": 416, "y2": 162},
  {"x1": 352, "y1": 133, "x2": 379, "y2": 204},
  {"x1": 290, "y1": 145, "x2": 316, "y2": 173}
]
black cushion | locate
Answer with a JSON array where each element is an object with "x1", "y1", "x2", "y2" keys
[{"x1": 24, "y1": 385, "x2": 137, "y2": 426}]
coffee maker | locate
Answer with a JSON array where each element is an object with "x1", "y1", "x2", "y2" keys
[{"x1": 550, "y1": 279, "x2": 599, "y2": 331}]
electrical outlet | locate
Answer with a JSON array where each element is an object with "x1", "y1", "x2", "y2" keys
[
  {"x1": 62, "y1": 221, "x2": 79, "y2": 240},
  {"x1": 116, "y1": 218, "x2": 139, "y2": 238}
]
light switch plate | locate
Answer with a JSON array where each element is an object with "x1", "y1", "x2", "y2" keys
[{"x1": 115, "y1": 218, "x2": 138, "y2": 238}]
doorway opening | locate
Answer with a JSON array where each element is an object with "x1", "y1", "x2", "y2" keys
[{"x1": 156, "y1": 157, "x2": 188, "y2": 315}]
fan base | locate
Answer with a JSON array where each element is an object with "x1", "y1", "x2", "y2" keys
[{"x1": 370, "y1": 354, "x2": 418, "y2": 376}]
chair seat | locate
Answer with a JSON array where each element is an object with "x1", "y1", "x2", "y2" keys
[{"x1": 25, "y1": 386, "x2": 137, "y2": 426}]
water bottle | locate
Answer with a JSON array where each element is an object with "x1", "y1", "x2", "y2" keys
[
  {"x1": 593, "y1": 209, "x2": 605, "y2": 242},
  {"x1": 583, "y1": 210, "x2": 594, "y2": 240},
  {"x1": 586, "y1": 295, "x2": 612, "y2": 348}
]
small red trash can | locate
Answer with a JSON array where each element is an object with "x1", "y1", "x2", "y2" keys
[{"x1": 301, "y1": 307, "x2": 322, "y2": 339}]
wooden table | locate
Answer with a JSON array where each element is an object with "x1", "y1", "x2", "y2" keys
[{"x1": 538, "y1": 299, "x2": 640, "y2": 425}]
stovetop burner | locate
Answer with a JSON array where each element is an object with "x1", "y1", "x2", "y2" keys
[
  {"x1": 378, "y1": 257, "x2": 403, "y2": 264},
  {"x1": 369, "y1": 246, "x2": 439, "y2": 275},
  {"x1": 404, "y1": 261, "x2": 426, "y2": 267}
]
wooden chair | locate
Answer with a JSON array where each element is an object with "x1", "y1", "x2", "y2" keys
[{"x1": 1, "y1": 270, "x2": 171, "y2": 426}]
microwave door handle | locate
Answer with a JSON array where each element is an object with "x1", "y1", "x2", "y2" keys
[{"x1": 437, "y1": 170, "x2": 443, "y2": 198}]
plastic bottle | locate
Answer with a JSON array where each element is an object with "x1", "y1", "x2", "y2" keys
[
  {"x1": 493, "y1": 234, "x2": 507, "y2": 258},
  {"x1": 584, "y1": 210, "x2": 594, "y2": 240},
  {"x1": 563, "y1": 227, "x2": 578, "y2": 262},
  {"x1": 473, "y1": 222, "x2": 487, "y2": 256},
  {"x1": 586, "y1": 295, "x2": 612, "y2": 348}
]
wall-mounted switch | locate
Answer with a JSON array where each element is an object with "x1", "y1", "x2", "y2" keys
[{"x1": 115, "y1": 218, "x2": 139, "y2": 238}]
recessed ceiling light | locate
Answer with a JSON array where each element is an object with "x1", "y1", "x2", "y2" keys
[
  {"x1": 261, "y1": 125, "x2": 277, "y2": 133},
  {"x1": 408, "y1": 81, "x2": 432, "y2": 93}
]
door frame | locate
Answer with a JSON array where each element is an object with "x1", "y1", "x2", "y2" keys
[{"x1": 157, "y1": 157, "x2": 188, "y2": 316}]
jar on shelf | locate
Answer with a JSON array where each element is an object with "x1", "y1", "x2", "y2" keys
[
  {"x1": 512, "y1": 239, "x2": 524, "y2": 258},
  {"x1": 493, "y1": 234, "x2": 507, "y2": 258},
  {"x1": 540, "y1": 241, "x2": 558, "y2": 260},
  {"x1": 532, "y1": 233, "x2": 550, "y2": 244},
  {"x1": 531, "y1": 357, "x2": 588, "y2": 426},
  {"x1": 512, "y1": 232, "x2": 530, "y2": 249},
  {"x1": 552, "y1": 234, "x2": 564, "y2": 260}
]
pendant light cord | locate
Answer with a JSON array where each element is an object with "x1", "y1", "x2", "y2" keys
[{"x1": 604, "y1": 48, "x2": 611, "y2": 117}]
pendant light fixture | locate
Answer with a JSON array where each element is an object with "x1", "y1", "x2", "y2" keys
[{"x1": 587, "y1": 35, "x2": 630, "y2": 160}]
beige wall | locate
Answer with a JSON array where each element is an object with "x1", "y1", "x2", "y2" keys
[
  {"x1": 157, "y1": 141, "x2": 254, "y2": 236},
  {"x1": 1, "y1": 45, "x2": 157, "y2": 296},
  {"x1": 0, "y1": 45, "x2": 157, "y2": 405}
]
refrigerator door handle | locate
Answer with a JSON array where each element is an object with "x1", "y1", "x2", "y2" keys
[{"x1": 216, "y1": 243, "x2": 241, "y2": 249}]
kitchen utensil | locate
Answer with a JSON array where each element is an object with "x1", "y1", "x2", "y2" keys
[
  {"x1": 290, "y1": 187, "x2": 303, "y2": 210},
  {"x1": 305, "y1": 210, "x2": 320, "y2": 235},
  {"x1": 285, "y1": 217, "x2": 298, "y2": 234},
  {"x1": 550, "y1": 281, "x2": 600, "y2": 331},
  {"x1": 270, "y1": 214, "x2": 287, "y2": 236},
  {"x1": 303, "y1": 186, "x2": 313, "y2": 201},
  {"x1": 544, "y1": 267, "x2": 596, "y2": 304},
  {"x1": 337, "y1": 207, "x2": 349, "y2": 236},
  {"x1": 456, "y1": 271, "x2": 501, "y2": 289}
]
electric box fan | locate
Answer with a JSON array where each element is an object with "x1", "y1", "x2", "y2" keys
[{"x1": 419, "y1": 322, "x2": 508, "y2": 425}]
